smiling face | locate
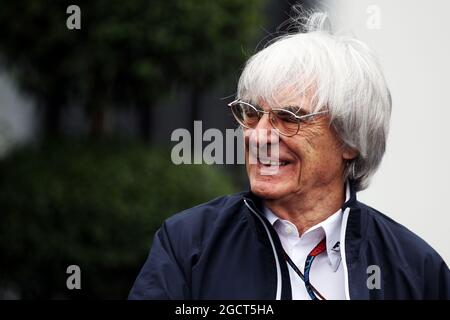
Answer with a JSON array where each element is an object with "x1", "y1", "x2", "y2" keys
[{"x1": 244, "y1": 94, "x2": 356, "y2": 203}]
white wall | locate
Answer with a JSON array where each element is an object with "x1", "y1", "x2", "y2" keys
[{"x1": 323, "y1": 0, "x2": 450, "y2": 263}]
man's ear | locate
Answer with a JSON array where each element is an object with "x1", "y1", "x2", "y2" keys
[{"x1": 342, "y1": 146, "x2": 358, "y2": 160}]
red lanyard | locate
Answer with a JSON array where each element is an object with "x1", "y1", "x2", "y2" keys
[{"x1": 283, "y1": 238, "x2": 327, "y2": 300}]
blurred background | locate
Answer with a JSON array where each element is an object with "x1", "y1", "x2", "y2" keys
[
  {"x1": 0, "y1": 0, "x2": 448, "y2": 299},
  {"x1": 0, "y1": 0, "x2": 307, "y2": 299}
]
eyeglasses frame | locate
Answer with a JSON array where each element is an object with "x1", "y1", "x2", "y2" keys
[{"x1": 228, "y1": 99, "x2": 329, "y2": 137}]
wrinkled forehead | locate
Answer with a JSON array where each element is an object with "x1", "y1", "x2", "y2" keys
[{"x1": 240, "y1": 85, "x2": 316, "y2": 112}]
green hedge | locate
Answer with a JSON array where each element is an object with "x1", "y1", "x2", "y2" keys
[{"x1": 0, "y1": 140, "x2": 236, "y2": 299}]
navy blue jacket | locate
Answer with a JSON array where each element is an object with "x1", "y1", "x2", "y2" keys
[{"x1": 129, "y1": 183, "x2": 450, "y2": 299}]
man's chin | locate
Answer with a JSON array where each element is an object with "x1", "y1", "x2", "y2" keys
[{"x1": 250, "y1": 181, "x2": 287, "y2": 200}]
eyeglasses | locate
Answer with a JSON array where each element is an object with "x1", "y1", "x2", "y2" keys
[{"x1": 228, "y1": 100, "x2": 328, "y2": 137}]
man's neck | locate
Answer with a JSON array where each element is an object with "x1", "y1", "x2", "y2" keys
[{"x1": 264, "y1": 181, "x2": 346, "y2": 235}]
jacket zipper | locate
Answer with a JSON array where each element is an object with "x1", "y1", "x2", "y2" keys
[
  {"x1": 244, "y1": 199, "x2": 283, "y2": 300},
  {"x1": 340, "y1": 207, "x2": 351, "y2": 300}
]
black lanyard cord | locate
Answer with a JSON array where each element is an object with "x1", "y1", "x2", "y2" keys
[{"x1": 282, "y1": 241, "x2": 327, "y2": 300}]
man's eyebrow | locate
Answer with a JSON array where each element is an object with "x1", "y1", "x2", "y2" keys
[{"x1": 281, "y1": 105, "x2": 305, "y2": 114}]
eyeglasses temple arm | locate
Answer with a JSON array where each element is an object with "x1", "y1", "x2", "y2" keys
[{"x1": 294, "y1": 110, "x2": 328, "y2": 120}]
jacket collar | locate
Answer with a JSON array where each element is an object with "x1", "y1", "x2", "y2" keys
[
  {"x1": 242, "y1": 180, "x2": 364, "y2": 300},
  {"x1": 256, "y1": 182, "x2": 352, "y2": 272}
]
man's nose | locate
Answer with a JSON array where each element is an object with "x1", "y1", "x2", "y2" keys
[{"x1": 248, "y1": 113, "x2": 279, "y2": 145}]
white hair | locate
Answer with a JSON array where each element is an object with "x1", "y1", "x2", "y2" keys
[{"x1": 237, "y1": 11, "x2": 392, "y2": 191}]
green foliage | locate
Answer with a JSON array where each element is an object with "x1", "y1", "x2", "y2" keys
[
  {"x1": 0, "y1": 0, "x2": 266, "y2": 118},
  {"x1": 166, "y1": 0, "x2": 265, "y2": 89},
  {"x1": 0, "y1": 140, "x2": 237, "y2": 299}
]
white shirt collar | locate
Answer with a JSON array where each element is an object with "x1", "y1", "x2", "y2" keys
[{"x1": 263, "y1": 183, "x2": 350, "y2": 272}]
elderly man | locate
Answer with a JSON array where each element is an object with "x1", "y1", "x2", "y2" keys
[{"x1": 129, "y1": 13, "x2": 449, "y2": 300}]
